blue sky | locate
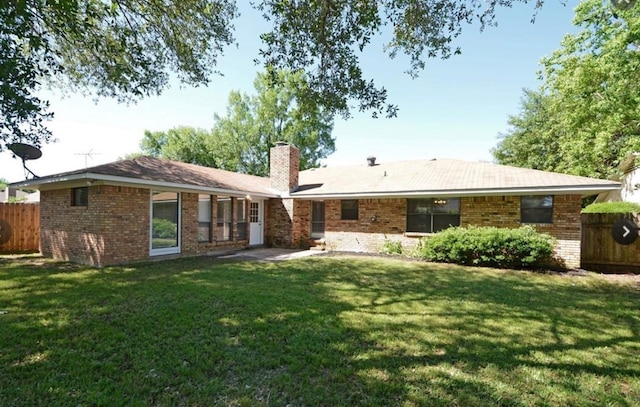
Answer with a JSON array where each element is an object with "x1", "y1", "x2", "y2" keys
[{"x1": 2, "y1": 1, "x2": 578, "y2": 182}]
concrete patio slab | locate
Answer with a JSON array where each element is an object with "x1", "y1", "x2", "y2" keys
[{"x1": 217, "y1": 247, "x2": 321, "y2": 262}]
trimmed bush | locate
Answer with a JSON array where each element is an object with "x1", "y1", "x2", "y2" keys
[
  {"x1": 417, "y1": 225, "x2": 556, "y2": 269},
  {"x1": 582, "y1": 202, "x2": 640, "y2": 214}
]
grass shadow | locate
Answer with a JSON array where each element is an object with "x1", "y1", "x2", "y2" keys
[{"x1": 1, "y1": 255, "x2": 639, "y2": 406}]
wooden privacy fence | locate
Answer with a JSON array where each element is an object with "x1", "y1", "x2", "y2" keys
[
  {"x1": 0, "y1": 203, "x2": 40, "y2": 253},
  {"x1": 581, "y1": 213, "x2": 640, "y2": 273}
]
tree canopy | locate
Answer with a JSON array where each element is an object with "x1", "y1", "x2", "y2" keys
[
  {"x1": 493, "y1": 0, "x2": 640, "y2": 179},
  {"x1": 140, "y1": 127, "x2": 218, "y2": 168},
  {"x1": 2, "y1": 0, "x2": 237, "y2": 152},
  {"x1": 2, "y1": 0, "x2": 547, "y2": 152},
  {"x1": 140, "y1": 70, "x2": 335, "y2": 176}
]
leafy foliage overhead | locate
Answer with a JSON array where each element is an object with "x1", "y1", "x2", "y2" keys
[
  {"x1": 1, "y1": 0, "x2": 237, "y2": 152},
  {"x1": 2, "y1": 0, "x2": 545, "y2": 152},
  {"x1": 257, "y1": 0, "x2": 546, "y2": 119},
  {"x1": 493, "y1": 0, "x2": 640, "y2": 179},
  {"x1": 140, "y1": 70, "x2": 335, "y2": 177}
]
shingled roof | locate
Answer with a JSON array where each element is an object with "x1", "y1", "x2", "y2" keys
[
  {"x1": 292, "y1": 159, "x2": 621, "y2": 198},
  {"x1": 13, "y1": 156, "x2": 620, "y2": 199},
  {"x1": 13, "y1": 156, "x2": 276, "y2": 197}
]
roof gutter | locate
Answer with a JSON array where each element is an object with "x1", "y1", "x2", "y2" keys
[
  {"x1": 10, "y1": 173, "x2": 280, "y2": 198},
  {"x1": 290, "y1": 184, "x2": 621, "y2": 200}
]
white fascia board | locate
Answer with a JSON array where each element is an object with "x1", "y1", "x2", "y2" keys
[
  {"x1": 290, "y1": 185, "x2": 622, "y2": 200},
  {"x1": 14, "y1": 173, "x2": 279, "y2": 198}
]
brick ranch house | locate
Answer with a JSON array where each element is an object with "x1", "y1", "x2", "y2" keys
[{"x1": 12, "y1": 143, "x2": 620, "y2": 267}]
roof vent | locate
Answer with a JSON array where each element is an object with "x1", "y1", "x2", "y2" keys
[{"x1": 367, "y1": 156, "x2": 376, "y2": 166}]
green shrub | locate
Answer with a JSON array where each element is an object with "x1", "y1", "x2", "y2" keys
[
  {"x1": 417, "y1": 225, "x2": 556, "y2": 269},
  {"x1": 380, "y1": 240, "x2": 403, "y2": 255},
  {"x1": 582, "y1": 202, "x2": 640, "y2": 214},
  {"x1": 152, "y1": 218, "x2": 177, "y2": 239}
]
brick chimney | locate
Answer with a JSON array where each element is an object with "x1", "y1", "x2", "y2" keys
[{"x1": 270, "y1": 142, "x2": 299, "y2": 193}]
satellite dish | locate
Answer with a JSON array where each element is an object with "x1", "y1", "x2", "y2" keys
[
  {"x1": 9, "y1": 143, "x2": 42, "y2": 160},
  {"x1": 8, "y1": 143, "x2": 41, "y2": 179}
]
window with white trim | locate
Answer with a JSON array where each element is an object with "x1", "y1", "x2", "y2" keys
[{"x1": 151, "y1": 191, "x2": 180, "y2": 254}]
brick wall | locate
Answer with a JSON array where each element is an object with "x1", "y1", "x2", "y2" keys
[
  {"x1": 461, "y1": 195, "x2": 582, "y2": 268},
  {"x1": 40, "y1": 186, "x2": 149, "y2": 266},
  {"x1": 277, "y1": 195, "x2": 582, "y2": 269},
  {"x1": 460, "y1": 196, "x2": 520, "y2": 227},
  {"x1": 182, "y1": 193, "x2": 249, "y2": 254},
  {"x1": 266, "y1": 198, "x2": 294, "y2": 246},
  {"x1": 321, "y1": 198, "x2": 416, "y2": 252},
  {"x1": 41, "y1": 187, "x2": 250, "y2": 267},
  {"x1": 292, "y1": 200, "x2": 311, "y2": 246},
  {"x1": 181, "y1": 192, "x2": 199, "y2": 254},
  {"x1": 269, "y1": 143, "x2": 299, "y2": 193}
]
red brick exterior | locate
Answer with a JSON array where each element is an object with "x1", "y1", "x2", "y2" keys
[
  {"x1": 265, "y1": 198, "x2": 310, "y2": 247},
  {"x1": 40, "y1": 187, "x2": 248, "y2": 267},
  {"x1": 270, "y1": 143, "x2": 299, "y2": 193},
  {"x1": 40, "y1": 186, "x2": 149, "y2": 266},
  {"x1": 38, "y1": 144, "x2": 584, "y2": 269},
  {"x1": 181, "y1": 193, "x2": 249, "y2": 255},
  {"x1": 461, "y1": 195, "x2": 582, "y2": 268},
  {"x1": 265, "y1": 195, "x2": 583, "y2": 269}
]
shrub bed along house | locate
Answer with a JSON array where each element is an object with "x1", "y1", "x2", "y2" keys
[
  {"x1": 417, "y1": 225, "x2": 556, "y2": 269},
  {"x1": 380, "y1": 240, "x2": 403, "y2": 255}
]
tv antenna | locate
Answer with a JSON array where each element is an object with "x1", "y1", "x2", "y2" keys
[
  {"x1": 75, "y1": 149, "x2": 101, "y2": 168},
  {"x1": 8, "y1": 143, "x2": 41, "y2": 179}
]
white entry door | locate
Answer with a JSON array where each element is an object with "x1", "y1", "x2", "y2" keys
[{"x1": 249, "y1": 201, "x2": 263, "y2": 245}]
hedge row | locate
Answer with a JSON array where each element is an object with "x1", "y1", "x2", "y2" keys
[{"x1": 416, "y1": 225, "x2": 555, "y2": 269}]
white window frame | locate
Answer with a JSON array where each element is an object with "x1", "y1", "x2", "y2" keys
[{"x1": 149, "y1": 190, "x2": 181, "y2": 256}]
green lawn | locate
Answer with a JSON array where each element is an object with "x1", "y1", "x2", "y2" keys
[{"x1": 1, "y1": 255, "x2": 639, "y2": 406}]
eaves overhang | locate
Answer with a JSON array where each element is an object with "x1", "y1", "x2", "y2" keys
[
  {"x1": 289, "y1": 184, "x2": 622, "y2": 200},
  {"x1": 10, "y1": 173, "x2": 280, "y2": 199}
]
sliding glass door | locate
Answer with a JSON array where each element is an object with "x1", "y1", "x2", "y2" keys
[{"x1": 150, "y1": 191, "x2": 180, "y2": 255}]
